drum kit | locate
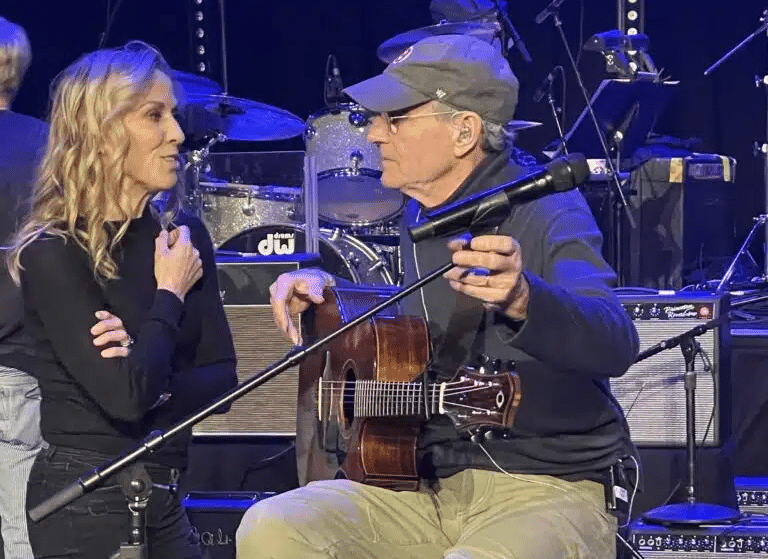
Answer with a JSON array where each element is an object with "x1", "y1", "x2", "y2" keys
[{"x1": 172, "y1": 19, "x2": 540, "y2": 288}]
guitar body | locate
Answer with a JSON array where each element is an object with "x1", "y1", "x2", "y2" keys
[{"x1": 296, "y1": 286, "x2": 431, "y2": 491}]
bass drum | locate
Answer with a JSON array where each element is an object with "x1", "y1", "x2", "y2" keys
[
  {"x1": 304, "y1": 103, "x2": 404, "y2": 226},
  {"x1": 218, "y1": 225, "x2": 393, "y2": 286}
]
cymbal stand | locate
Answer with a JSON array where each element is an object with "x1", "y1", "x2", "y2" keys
[
  {"x1": 491, "y1": 0, "x2": 533, "y2": 63},
  {"x1": 183, "y1": 132, "x2": 227, "y2": 216},
  {"x1": 705, "y1": 10, "x2": 768, "y2": 279},
  {"x1": 218, "y1": 0, "x2": 229, "y2": 95}
]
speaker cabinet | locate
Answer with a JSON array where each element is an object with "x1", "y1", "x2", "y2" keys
[
  {"x1": 611, "y1": 291, "x2": 730, "y2": 447},
  {"x1": 627, "y1": 155, "x2": 736, "y2": 289},
  {"x1": 192, "y1": 256, "x2": 315, "y2": 437}
]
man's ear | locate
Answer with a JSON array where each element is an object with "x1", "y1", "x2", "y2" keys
[{"x1": 453, "y1": 112, "x2": 482, "y2": 157}]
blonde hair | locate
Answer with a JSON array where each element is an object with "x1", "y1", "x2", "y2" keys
[
  {"x1": 0, "y1": 16, "x2": 32, "y2": 102},
  {"x1": 7, "y1": 41, "x2": 181, "y2": 284}
]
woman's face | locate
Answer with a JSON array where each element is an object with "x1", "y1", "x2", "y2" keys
[{"x1": 120, "y1": 70, "x2": 184, "y2": 209}]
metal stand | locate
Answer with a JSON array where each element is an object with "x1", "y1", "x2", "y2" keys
[
  {"x1": 108, "y1": 465, "x2": 153, "y2": 559},
  {"x1": 535, "y1": 3, "x2": 637, "y2": 265},
  {"x1": 705, "y1": 10, "x2": 768, "y2": 278},
  {"x1": 183, "y1": 132, "x2": 227, "y2": 217},
  {"x1": 715, "y1": 214, "x2": 767, "y2": 293},
  {"x1": 544, "y1": 77, "x2": 568, "y2": 155},
  {"x1": 637, "y1": 324, "x2": 741, "y2": 525}
]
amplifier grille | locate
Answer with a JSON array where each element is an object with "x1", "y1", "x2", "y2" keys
[
  {"x1": 193, "y1": 305, "x2": 298, "y2": 436},
  {"x1": 611, "y1": 293, "x2": 729, "y2": 446}
]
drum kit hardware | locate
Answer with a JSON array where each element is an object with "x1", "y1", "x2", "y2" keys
[{"x1": 173, "y1": 15, "x2": 540, "y2": 288}]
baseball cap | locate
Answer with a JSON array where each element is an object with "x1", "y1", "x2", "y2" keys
[{"x1": 343, "y1": 34, "x2": 520, "y2": 126}]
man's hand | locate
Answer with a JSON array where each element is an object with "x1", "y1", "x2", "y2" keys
[
  {"x1": 91, "y1": 310, "x2": 133, "y2": 358},
  {"x1": 443, "y1": 234, "x2": 530, "y2": 321},
  {"x1": 269, "y1": 269, "x2": 335, "y2": 345}
]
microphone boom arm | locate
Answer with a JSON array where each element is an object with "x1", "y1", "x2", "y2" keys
[{"x1": 28, "y1": 260, "x2": 455, "y2": 523}]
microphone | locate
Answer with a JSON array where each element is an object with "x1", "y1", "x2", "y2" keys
[
  {"x1": 324, "y1": 55, "x2": 344, "y2": 106},
  {"x1": 532, "y1": 71, "x2": 555, "y2": 103},
  {"x1": 535, "y1": 0, "x2": 567, "y2": 25},
  {"x1": 408, "y1": 153, "x2": 590, "y2": 243}
]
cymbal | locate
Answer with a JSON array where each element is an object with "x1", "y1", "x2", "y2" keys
[
  {"x1": 183, "y1": 94, "x2": 305, "y2": 141},
  {"x1": 377, "y1": 21, "x2": 500, "y2": 63},
  {"x1": 170, "y1": 70, "x2": 222, "y2": 97}
]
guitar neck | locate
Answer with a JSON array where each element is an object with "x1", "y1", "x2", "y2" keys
[{"x1": 322, "y1": 380, "x2": 444, "y2": 419}]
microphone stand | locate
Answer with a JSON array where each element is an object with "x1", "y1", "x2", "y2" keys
[
  {"x1": 544, "y1": 69, "x2": 568, "y2": 155},
  {"x1": 28, "y1": 261, "x2": 456, "y2": 525},
  {"x1": 633, "y1": 292, "x2": 768, "y2": 525},
  {"x1": 491, "y1": 0, "x2": 532, "y2": 63},
  {"x1": 535, "y1": 2, "x2": 636, "y2": 244}
]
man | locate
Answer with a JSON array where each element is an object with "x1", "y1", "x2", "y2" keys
[
  {"x1": 236, "y1": 34, "x2": 639, "y2": 559},
  {"x1": 0, "y1": 15, "x2": 48, "y2": 559}
]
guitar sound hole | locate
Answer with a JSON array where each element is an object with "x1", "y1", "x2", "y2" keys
[{"x1": 342, "y1": 368, "x2": 356, "y2": 427}]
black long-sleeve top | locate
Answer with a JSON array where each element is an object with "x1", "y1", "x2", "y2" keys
[{"x1": 10, "y1": 208, "x2": 237, "y2": 468}]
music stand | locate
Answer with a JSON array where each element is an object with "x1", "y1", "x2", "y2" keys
[
  {"x1": 564, "y1": 78, "x2": 676, "y2": 161},
  {"x1": 563, "y1": 78, "x2": 676, "y2": 283}
]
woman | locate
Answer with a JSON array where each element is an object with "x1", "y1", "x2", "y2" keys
[{"x1": 7, "y1": 41, "x2": 238, "y2": 559}]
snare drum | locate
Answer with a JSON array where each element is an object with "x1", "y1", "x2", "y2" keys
[
  {"x1": 304, "y1": 103, "x2": 404, "y2": 226},
  {"x1": 199, "y1": 182, "x2": 302, "y2": 248},
  {"x1": 218, "y1": 225, "x2": 393, "y2": 285}
]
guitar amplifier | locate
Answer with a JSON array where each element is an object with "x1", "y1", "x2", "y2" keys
[
  {"x1": 611, "y1": 291, "x2": 730, "y2": 447},
  {"x1": 193, "y1": 255, "x2": 317, "y2": 437},
  {"x1": 183, "y1": 491, "x2": 275, "y2": 559},
  {"x1": 626, "y1": 518, "x2": 768, "y2": 557}
]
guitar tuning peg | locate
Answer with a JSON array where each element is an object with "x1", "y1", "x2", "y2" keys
[
  {"x1": 492, "y1": 358, "x2": 502, "y2": 373},
  {"x1": 505, "y1": 359, "x2": 516, "y2": 371},
  {"x1": 470, "y1": 431, "x2": 483, "y2": 444},
  {"x1": 484, "y1": 430, "x2": 494, "y2": 441},
  {"x1": 475, "y1": 354, "x2": 491, "y2": 374}
]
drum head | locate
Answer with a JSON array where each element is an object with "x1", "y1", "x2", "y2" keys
[
  {"x1": 305, "y1": 105, "x2": 403, "y2": 226},
  {"x1": 218, "y1": 225, "x2": 354, "y2": 283}
]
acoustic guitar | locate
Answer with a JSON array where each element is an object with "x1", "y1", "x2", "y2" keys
[{"x1": 295, "y1": 285, "x2": 522, "y2": 491}]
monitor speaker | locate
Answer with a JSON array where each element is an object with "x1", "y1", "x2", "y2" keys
[{"x1": 611, "y1": 291, "x2": 730, "y2": 446}]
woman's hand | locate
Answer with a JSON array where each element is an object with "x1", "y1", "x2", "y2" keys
[
  {"x1": 91, "y1": 310, "x2": 133, "y2": 358},
  {"x1": 154, "y1": 225, "x2": 203, "y2": 301}
]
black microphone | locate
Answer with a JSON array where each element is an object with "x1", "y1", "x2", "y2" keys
[
  {"x1": 535, "y1": 0, "x2": 567, "y2": 25},
  {"x1": 532, "y1": 71, "x2": 555, "y2": 103},
  {"x1": 408, "y1": 153, "x2": 590, "y2": 243},
  {"x1": 324, "y1": 55, "x2": 344, "y2": 106}
]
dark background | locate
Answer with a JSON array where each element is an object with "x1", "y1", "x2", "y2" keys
[{"x1": 4, "y1": 0, "x2": 768, "y2": 271}]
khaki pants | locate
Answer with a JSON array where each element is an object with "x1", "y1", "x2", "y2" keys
[{"x1": 235, "y1": 468, "x2": 617, "y2": 559}]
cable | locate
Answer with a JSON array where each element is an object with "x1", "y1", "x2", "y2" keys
[{"x1": 237, "y1": 442, "x2": 296, "y2": 490}]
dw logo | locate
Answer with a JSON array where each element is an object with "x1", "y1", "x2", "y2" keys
[{"x1": 258, "y1": 232, "x2": 296, "y2": 256}]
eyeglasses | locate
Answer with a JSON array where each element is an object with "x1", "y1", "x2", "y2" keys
[{"x1": 375, "y1": 110, "x2": 458, "y2": 134}]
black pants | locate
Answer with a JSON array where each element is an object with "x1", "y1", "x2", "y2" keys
[{"x1": 26, "y1": 445, "x2": 202, "y2": 559}]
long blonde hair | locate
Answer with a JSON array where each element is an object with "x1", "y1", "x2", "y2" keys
[{"x1": 7, "y1": 41, "x2": 181, "y2": 284}]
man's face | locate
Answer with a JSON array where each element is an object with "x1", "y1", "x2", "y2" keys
[{"x1": 366, "y1": 101, "x2": 462, "y2": 208}]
